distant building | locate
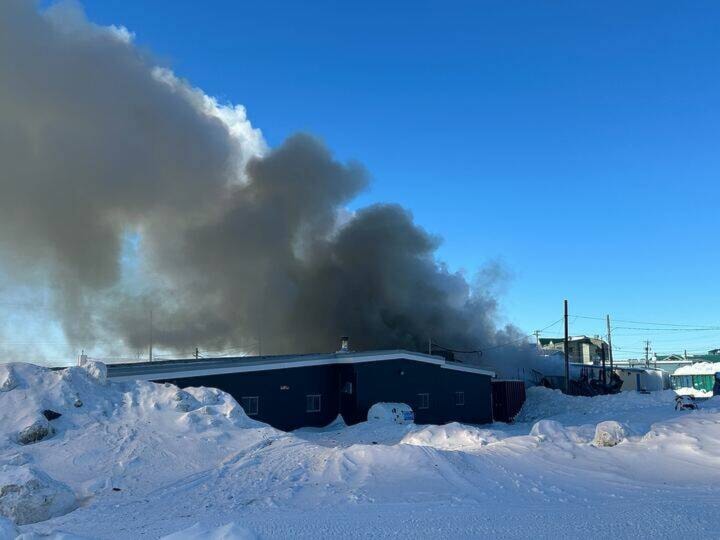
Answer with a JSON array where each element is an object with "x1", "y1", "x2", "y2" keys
[
  {"x1": 655, "y1": 351, "x2": 720, "y2": 363},
  {"x1": 539, "y1": 335, "x2": 610, "y2": 365},
  {"x1": 620, "y1": 350, "x2": 720, "y2": 374}
]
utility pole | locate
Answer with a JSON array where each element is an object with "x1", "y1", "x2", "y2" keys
[
  {"x1": 644, "y1": 340, "x2": 651, "y2": 367},
  {"x1": 149, "y1": 308, "x2": 153, "y2": 362},
  {"x1": 533, "y1": 330, "x2": 541, "y2": 348},
  {"x1": 606, "y1": 314, "x2": 614, "y2": 373},
  {"x1": 564, "y1": 299, "x2": 570, "y2": 394}
]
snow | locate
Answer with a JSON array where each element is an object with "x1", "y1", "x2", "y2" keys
[
  {"x1": 674, "y1": 387, "x2": 713, "y2": 398},
  {"x1": 160, "y1": 522, "x2": 256, "y2": 540},
  {"x1": 0, "y1": 517, "x2": 19, "y2": 538},
  {"x1": 2, "y1": 362, "x2": 720, "y2": 538},
  {"x1": 0, "y1": 466, "x2": 77, "y2": 525},
  {"x1": 592, "y1": 421, "x2": 625, "y2": 447},
  {"x1": 674, "y1": 362, "x2": 720, "y2": 375},
  {"x1": 367, "y1": 403, "x2": 414, "y2": 424}
]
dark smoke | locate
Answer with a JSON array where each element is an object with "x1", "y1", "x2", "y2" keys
[{"x1": 0, "y1": 0, "x2": 525, "y2": 359}]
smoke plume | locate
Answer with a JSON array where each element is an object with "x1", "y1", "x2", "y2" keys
[{"x1": 0, "y1": 0, "x2": 524, "y2": 359}]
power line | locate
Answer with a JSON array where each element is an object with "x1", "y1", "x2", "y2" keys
[
  {"x1": 574, "y1": 314, "x2": 719, "y2": 329},
  {"x1": 479, "y1": 317, "x2": 564, "y2": 353}
]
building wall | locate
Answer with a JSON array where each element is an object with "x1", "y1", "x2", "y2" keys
[
  {"x1": 543, "y1": 339, "x2": 608, "y2": 365},
  {"x1": 155, "y1": 357, "x2": 493, "y2": 430},
  {"x1": 350, "y1": 359, "x2": 492, "y2": 425},
  {"x1": 157, "y1": 364, "x2": 341, "y2": 431}
]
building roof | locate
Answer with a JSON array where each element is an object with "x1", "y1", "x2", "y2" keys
[
  {"x1": 106, "y1": 349, "x2": 496, "y2": 382},
  {"x1": 656, "y1": 353, "x2": 720, "y2": 363},
  {"x1": 539, "y1": 336, "x2": 606, "y2": 346}
]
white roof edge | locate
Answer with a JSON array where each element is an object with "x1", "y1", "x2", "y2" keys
[
  {"x1": 441, "y1": 363, "x2": 495, "y2": 377},
  {"x1": 109, "y1": 350, "x2": 494, "y2": 382}
]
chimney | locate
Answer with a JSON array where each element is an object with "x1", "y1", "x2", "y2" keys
[{"x1": 339, "y1": 336, "x2": 349, "y2": 353}]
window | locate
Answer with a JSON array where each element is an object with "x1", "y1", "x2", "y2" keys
[
  {"x1": 241, "y1": 396, "x2": 259, "y2": 416},
  {"x1": 455, "y1": 391, "x2": 465, "y2": 406},
  {"x1": 417, "y1": 393, "x2": 430, "y2": 410},
  {"x1": 306, "y1": 394, "x2": 322, "y2": 413}
]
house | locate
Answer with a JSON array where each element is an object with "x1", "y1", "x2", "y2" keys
[
  {"x1": 107, "y1": 348, "x2": 496, "y2": 431},
  {"x1": 538, "y1": 335, "x2": 609, "y2": 365}
]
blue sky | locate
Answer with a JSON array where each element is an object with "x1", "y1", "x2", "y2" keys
[{"x1": 77, "y1": 0, "x2": 720, "y2": 358}]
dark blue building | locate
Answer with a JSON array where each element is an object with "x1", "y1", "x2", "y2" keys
[{"x1": 107, "y1": 349, "x2": 495, "y2": 431}]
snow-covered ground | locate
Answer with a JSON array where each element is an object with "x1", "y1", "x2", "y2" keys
[{"x1": 2, "y1": 362, "x2": 720, "y2": 539}]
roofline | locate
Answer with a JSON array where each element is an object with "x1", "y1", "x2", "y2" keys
[
  {"x1": 107, "y1": 349, "x2": 496, "y2": 382},
  {"x1": 539, "y1": 335, "x2": 607, "y2": 343}
]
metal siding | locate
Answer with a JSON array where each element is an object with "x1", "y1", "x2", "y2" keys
[
  {"x1": 351, "y1": 359, "x2": 492, "y2": 425},
  {"x1": 151, "y1": 356, "x2": 492, "y2": 430},
  {"x1": 491, "y1": 380, "x2": 526, "y2": 423},
  {"x1": 156, "y1": 364, "x2": 339, "y2": 431},
  {"x1": 440, "y1": 366, "x2": 494, "y2": 424}
]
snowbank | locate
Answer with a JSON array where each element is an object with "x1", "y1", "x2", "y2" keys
[
  {"x1": 674, "y1": 362, "x2": 720, "y2": 376},
  {"x1": 2, "y1": 361, "x2": 720, "y2": 538},
  {"x1": 0, "y1": 516, "x2": 18, "y2": 538},
  {"x1": 530, "y1": 419, "x2": 570, "y2": 442},
  {"x1": 402, "y1": 423, "x2": 500, "y2": 450},
  {"x1": 674, "y1": 387, "x2": 713, "y2": 398},
  {"x1": 0, "y1": 362, "x2": 272, "y2": 528},
  {"x1": 516, "y1": 386, "x2": 677, "y2": 423},
  {"x1": 0, "y1": 465, "x2": 77, "y2": 525}
]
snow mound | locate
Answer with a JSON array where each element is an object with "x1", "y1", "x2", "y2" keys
[
  {"x1": 674, "y1": 362, "x2": 720, "y2": 376},
  {"x1": 675, "y1": 387, "x2": 713, "y2": 398},
  {"x1": 402, "y1": 422, "x2": 499, "y2": 450},
  {"x1": 173, "y1": 390, "x2": 201, "y2": 412},
  {"x1": 0, "y1": 365, "x2": 19, "y2": 392},
  {"x1": 593, "y1": 421, "x2": 625, "y2": 447},
  {"x1": 367, "y1": 403, "x2": 414, "y2": 424},
  {"x1": 79, "y1": 361, "x2": 107, "y2": 385},
  {"x1": 529, "y1": 420, "x2": 570, "y2": 441},
  {"x1": 161, "y1": 522, "x2": 257, "y2": 540},
  {"x1": 0, "y1": 516, "x2": 18, "y2": 538},
  {"x1": 517, "y1": 386, "x2": 677, "y2": 423},
  {"x1": 0, "y1": 361, "x2": 275, "y2": 525},
  {"x1": 0, "y1": 465, "x2": 77, "y2": 525}
]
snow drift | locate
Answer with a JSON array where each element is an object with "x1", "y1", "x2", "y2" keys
[
  {"x1": 3, "y1": 362, "x2": 720, "y2": 538},
  {"x1": 0, "y1": 465, "x2": 77, "y2": 525}
]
